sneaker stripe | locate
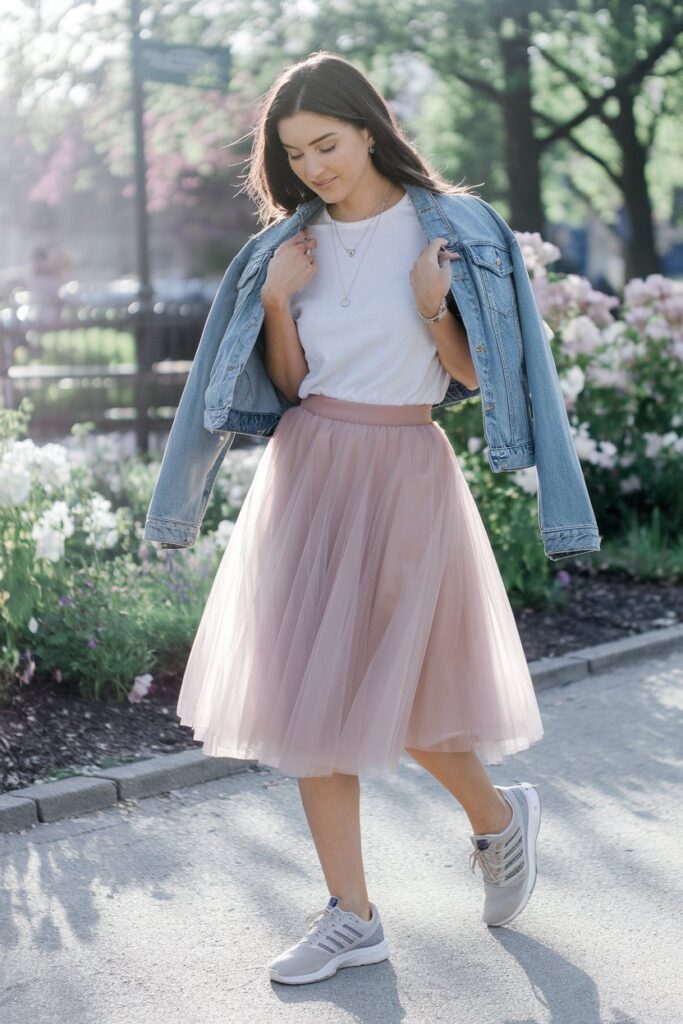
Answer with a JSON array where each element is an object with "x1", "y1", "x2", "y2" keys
[
  {"x1": 505, "y1": 861, "x2": 525, "y2": 880},
  {"x1": 504, "y1": 827, "x2": 520, "y2": 847},
  {"x1": 341, "y1": 924, "x2": 363, "y2": 937},
  {"x1": 505, "y1": 836, "x2": 522, "y2": 859},
  {"x1": 331, "y1": 929, "x2": 354, "y2": 944},
  {"x1": 505, "y1": 848, "x2": 524, "y2": 870}
]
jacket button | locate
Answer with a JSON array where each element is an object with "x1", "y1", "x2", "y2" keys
[{"x1": 495, "y1": 257, "x2": 501, "y2": 265}]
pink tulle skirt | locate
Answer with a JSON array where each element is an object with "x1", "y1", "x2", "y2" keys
[{"x1": 176, "y1": 393, "x2": 544, "y2": 776}]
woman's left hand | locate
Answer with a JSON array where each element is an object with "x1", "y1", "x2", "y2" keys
[{"x1": 409, "y1": 237, "x2": 460, "y2": 319}]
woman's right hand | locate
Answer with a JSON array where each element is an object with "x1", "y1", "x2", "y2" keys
[{"x1": 261, "y1": 230, "x2": 318, "y2": 307}]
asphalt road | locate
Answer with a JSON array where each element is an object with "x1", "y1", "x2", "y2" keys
[{"x1": 1, "y1": 647, "x2": 682, "y2": 1024}]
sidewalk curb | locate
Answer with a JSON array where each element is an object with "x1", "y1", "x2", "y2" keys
[{"x1": 2, "y1": 623, "x2": 682, "y2": 836}]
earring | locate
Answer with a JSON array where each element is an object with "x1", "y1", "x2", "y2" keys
[{"x1": 369, "y1": 145, "x2": 375, "y2": 154}]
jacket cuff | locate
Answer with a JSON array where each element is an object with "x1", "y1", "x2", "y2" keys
[
  {"x1": 542, "y1": 526, "x2": 601, "y2": 562},
  {"x1": 143, "y1": 516, "x2": 199, "y2": 548}
]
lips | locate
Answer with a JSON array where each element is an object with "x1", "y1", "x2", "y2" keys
[{"x1": 314, "y1": 177, "x2": 336, "y2": 187}]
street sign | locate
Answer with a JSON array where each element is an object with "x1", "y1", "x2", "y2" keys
[{"x1": 139, "y1": 39, "x2": 231, "y2": 91}]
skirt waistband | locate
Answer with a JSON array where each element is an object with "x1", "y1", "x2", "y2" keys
[{"x1": 300, "y1": 394, "x2": 433, "y2": 425}]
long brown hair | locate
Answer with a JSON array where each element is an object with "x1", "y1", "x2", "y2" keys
[{"x1": 238, "y1": 51, "x2": 482, "y2": 228}]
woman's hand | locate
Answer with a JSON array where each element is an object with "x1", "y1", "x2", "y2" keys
[
  {"x1": 261, "y1": 230, "x2": 317, "y2": 308},
  {"x1": 409, "y1": 237, "x2": 459, "y2": 319}
]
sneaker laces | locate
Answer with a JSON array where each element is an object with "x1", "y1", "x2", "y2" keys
[
  {"x1": 304, "y1": 905, "x2": 342, "y2": 946},
  {"x1": 469, "y1": 836, "x2": 509, "y2": 885}
]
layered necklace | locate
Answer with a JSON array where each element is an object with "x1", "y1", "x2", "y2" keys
[{"x1": 323, "y1": 182, "x2": 399, "y2": 307}]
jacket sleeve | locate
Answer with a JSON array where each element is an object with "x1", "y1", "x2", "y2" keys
[
  {"x1": 143, "y1": 237, "x2": 258, "y2": 548},
  {"x1": 472, "y1": 197, "x2": 602, "y2": 561}
]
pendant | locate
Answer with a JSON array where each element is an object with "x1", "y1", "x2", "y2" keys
[
  {"x1": 341, "y1": 297, "x2": 351, "y2": 306},
  {"x1": 347, "y1": 249, "x2": 355, "y2": 256}
]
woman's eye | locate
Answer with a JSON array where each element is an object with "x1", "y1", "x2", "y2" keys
[{"x1": 289, "y1": 145, "x2": 336, "y2": 161}]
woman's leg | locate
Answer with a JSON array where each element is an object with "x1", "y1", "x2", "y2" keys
[
  {"x1": 404, "y1": 748, "x2": 513, "y2": 834},
  {"x1": 297, "y1": 772, "x2": 372, "y2": 921}
]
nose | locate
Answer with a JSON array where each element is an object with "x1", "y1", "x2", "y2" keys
[{"x1": 304, "y1": 160, "x2": 330, "y2": 182}]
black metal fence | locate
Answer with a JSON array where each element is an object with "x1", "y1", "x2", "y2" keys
[{"x1": 0, "y1": 297, "x2": 212, "y2": 452}]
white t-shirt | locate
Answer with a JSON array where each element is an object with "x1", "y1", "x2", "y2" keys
[{"x1": 289, "y1": 190, "x2": 451, "y2": 405}]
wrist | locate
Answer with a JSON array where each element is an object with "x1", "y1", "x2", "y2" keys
[
  {"x1": 417, "y1": 295, "x2": 448, "y2": 323},
  {"x1": 261, "y1": 287, "x2": 290, "y2": 312}
]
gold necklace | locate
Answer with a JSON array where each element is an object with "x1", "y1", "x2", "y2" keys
[
  {"x1": 327, "y1": 182, "x2": 396, "y2": 257},
  {"x1": 326, "y1": 183, "x2": 397, "y2": 307}
]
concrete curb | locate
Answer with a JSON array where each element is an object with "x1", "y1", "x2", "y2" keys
[
  {"x1": 2, "y1": 622, "x2": 682, "y2": 836},
  {"x1": 526, "y1": 621, "x2": 683, "y2": 691}
]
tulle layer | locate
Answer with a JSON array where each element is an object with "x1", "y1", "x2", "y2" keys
[{"x1": 176, "y1": 394, "x2": 544, "y2": 777}]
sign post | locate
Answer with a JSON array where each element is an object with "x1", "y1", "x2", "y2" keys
[{"x1": 128, "y1": 0, "x2": 231, "y2": 451}]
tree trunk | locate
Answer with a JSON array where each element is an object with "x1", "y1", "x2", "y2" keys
[
  {"x1": 498, "y1": 15, "x2": 545, "y2": 233},
  {"x1": 610, "y1": 85, "x2": 660, "y2": 279}
]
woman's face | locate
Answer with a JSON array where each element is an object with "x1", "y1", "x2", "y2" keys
[{"x1": 277, "y1": 111, "x2": 374, "y2": 200}]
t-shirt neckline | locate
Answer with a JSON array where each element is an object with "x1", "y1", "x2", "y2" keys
[{"x1": 322, "y1": 190, "x2": 409, "y2": 226}]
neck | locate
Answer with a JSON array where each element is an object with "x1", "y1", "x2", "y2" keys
[{"x1": 326, "y1": 177, "x2": 404, "y2": 222}]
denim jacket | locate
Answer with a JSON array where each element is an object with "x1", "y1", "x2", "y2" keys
[{"x1": 143, "y1": 182, "x2": 601, "y2": 561}]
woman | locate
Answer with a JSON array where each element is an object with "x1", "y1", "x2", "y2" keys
[{"x1": 175, "y1": 51, "x2": 545, "y2": 985}]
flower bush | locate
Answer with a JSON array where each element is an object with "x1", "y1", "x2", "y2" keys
[
  {"x1": 0, "y1": 398, "x2": 267, "y2": 703},
  {"x1": 436, "y1": 232, "x2": 683, "y2": 597}
]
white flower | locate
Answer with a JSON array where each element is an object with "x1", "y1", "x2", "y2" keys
[
  {"x1": 32, "y1": 524, "x2": 66, "y2": 562},
  {"x1": 514, "y1": 231, "x2": 561, "y2": 276},
  {"x1": 601, "y1": 321, "x2": 628, "y2": 344},
  {"x1": 35, "y1": 443, "x2": 71, "y2": 489},
  {"x1": 571, "y1": 423, "x2": 617, "y2": 467},
  {"x1": 31, "y1": 501, "x2": 75, "y2": 561},
  {"x1": 562, "y1": 316, "x2": 603, "y2": 356},
  {"x1": 643, "y1": 432, "x2": 671, "y2": 459},
  {"x1": 645, "y1": 317, "x2": 671, "y2": 341},
  {"x1": 586, "y1": 365, "x2": 631, "y2": 390},
  {"x1": 0, "y1": 460, "x2": 32, "y2": 506},
  {"x1": 559, "y1": 365, "x2": 585, "y2": 407},
  {"x1": 82, "y1": 494, "x2": 119, "y2": 549},
  {"x1": 467, "y1": 436, "x2": 483, "y2": 453},
  {"x1": 128, "y1": 672, "x2": 154, "y2": 703},
  {"x1": 511, "y1": 466, "x2": 538, "y2": 493},
  {"x1": 28, "y1": 616, "x2": 39, "y2": 633},
  {"x1": 619, "y1": 475, "x2": 640, "y2": 493}
]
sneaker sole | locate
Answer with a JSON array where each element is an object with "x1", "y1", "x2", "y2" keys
[
  {"x1": 486, "y1": 782, "x2": 542, "y2": 927},
  {"x1": 269, "y1": 938, "x2": 391, "y2": 985}
]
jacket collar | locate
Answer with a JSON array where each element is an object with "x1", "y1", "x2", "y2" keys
[{"x1": 254, "y1": 181, "x2": 462, "y2": 255}]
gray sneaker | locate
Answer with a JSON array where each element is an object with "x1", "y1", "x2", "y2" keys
[
  {"x1": 468, "y1": 782, "x2": 541, "y2": 927},
  {"x1": 268, "y1": 896, "x2": 390, "y2": 985}
]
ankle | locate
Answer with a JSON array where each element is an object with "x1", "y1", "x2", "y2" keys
[
  {"x1": 336, "y1": 896, "x2": 372, "y2": 921},
  {"x1": 471, "y1": 792, "x2": 513, "y2": 836}
]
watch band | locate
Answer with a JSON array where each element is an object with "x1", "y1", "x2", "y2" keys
[{"x1": 417, "y1": 295, "x2": 449, "y2": 323}]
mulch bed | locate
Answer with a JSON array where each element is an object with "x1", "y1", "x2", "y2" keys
[{"x1": 2, "y1": 566, "x2": 682, "y2": 794}]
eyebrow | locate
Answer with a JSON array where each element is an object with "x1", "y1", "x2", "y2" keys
[{"x1": 280, "y1": 132, "x2": 338, "y2": 150}]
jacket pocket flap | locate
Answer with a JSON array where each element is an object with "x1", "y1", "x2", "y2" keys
[{"x1": 467, "y1": 242, "x2": 513, "y2": 276}]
